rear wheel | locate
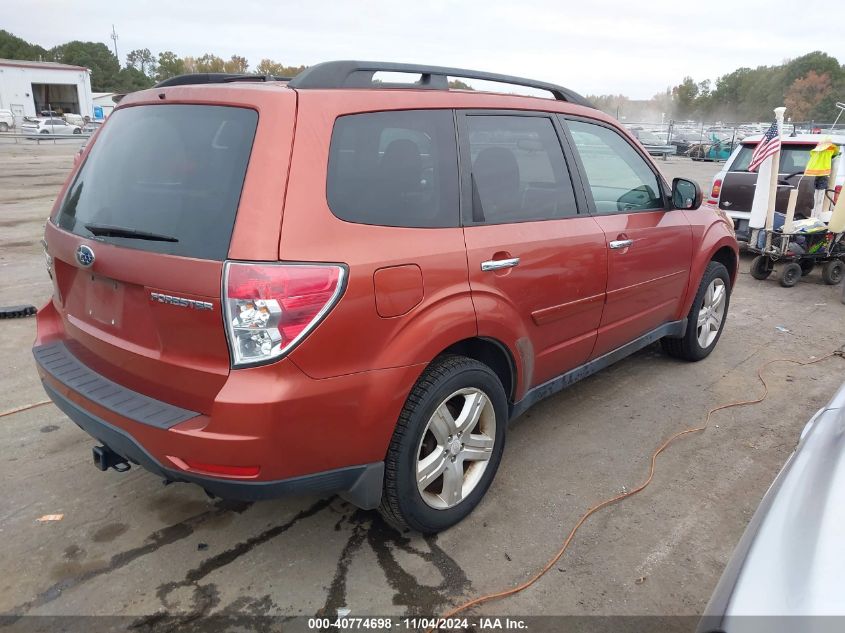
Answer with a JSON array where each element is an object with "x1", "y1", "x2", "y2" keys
[
  {"x1": 379, "y1": 355, "x2": 507, "y2": 533},
  {"x1": 821, "y1": 260, "x2": 844, "y2": 285},
  {"x1": 779, "y1": 262, "x2": 802, "y2": 288},
  {"x1": 662, "y1": 261, "x2": 730, "y2": 361},
  {"x1": 0, "y1": 122, "x2": 8, "y2": 132},
  {"x1": 750, "y1": 255, "x2": 774, "y2": 280}
]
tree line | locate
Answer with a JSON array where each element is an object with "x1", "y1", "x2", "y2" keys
[
  {"x1": 588, "y1": 51, "x2": 844, "y2": 123},
  {"x1": 0, "y1": 29, "x2": 306, "y2": 93}
]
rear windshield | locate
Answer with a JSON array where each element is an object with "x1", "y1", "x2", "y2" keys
[
  {"x1": 55, "y1": 104, "x2": 258, "y2": 260},
  {"x1": 730, "y1": 143, "x2": 838, "y2": 174}
]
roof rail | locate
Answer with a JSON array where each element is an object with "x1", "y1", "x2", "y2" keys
[
  {"x1": 153, "y1": 73, "x2": 292, "y2": 88},
  {"x1": 286, "y1": 60, "x2": 592, "y2": 107}
]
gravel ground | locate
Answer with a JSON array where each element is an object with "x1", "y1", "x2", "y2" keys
[{"x1": 1, "y1": 143, "x2": 843, "y2": 631}]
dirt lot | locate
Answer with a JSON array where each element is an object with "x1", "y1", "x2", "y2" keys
[{"x1": 1, "y1": 144, "x2": 844, "y2": 630}]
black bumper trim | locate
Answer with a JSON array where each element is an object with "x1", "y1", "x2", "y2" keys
[
  {"x1": 33, "y1": 342, "x2": 197, "y2": 429},
  {"x1": 40, "y1": 380, "x2": 384, "y2": 509}
]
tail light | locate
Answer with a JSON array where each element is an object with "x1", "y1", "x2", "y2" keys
[
  {"x1": 834, "y1": 185, "x2": 841, "y2": 204},
  {"x1": 710, "y1": 178, "x2": 722, "y2": 200},
  {"x1": 223, "y1": 262, "x2": 346, "y2": 368}
]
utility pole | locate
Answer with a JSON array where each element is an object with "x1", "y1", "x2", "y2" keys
[{"x1": 110, "y1": 25, "x2": 119, "y2": 62}]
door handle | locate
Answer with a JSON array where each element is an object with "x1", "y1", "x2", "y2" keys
[
  {"x1": 609, "y1": 239, "x2": 634, "y2": 250},
  {"x1": 481, "y1": 257, "x2": 520, "y2": 271}
]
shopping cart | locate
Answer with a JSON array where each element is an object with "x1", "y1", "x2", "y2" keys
[{"x1": 747, "y1": 227, "x2": 845, "y2": 287}]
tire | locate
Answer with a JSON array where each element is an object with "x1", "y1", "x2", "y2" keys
[
  {"x1": 779, "y1": 262, "x2": 802, "y2": 288},
  {"x1": 73, "y1": 128, "x2": 81, "y2": 134},
  {"x1": 39, "y1": 129, "x2": 49, "y2": 135},
  {"x1": 661, "y1": 261, "x2": 731, "y2": 362},
  {"x1": 821, "y1": 260, "x2": 844, "y2": 285},
  {"x1": 750, "y1": 255, "x2": 773, "y2": 280},
  {"x1": 799, "y1": 260, "x2": 815, "y2": 276},
  {"x1": 379, "y1": 355, "x2": 508, "y2": 533},
  {"x1": 0, "y1": 122, "x2": 8, "y2": 132}
]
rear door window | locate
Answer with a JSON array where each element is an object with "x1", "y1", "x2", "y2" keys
[
  {"x1": 463, "y1": 114, "x2": 578, "y2": 224},
  {"x1": 55, "y1": 104, "x2": 258, "y2": 260},
  {"x1": 326, "y1": 110, "x2": 459, "y2": 228}
]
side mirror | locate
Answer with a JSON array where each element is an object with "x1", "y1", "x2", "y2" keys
[{"x1": 672, "y1": 177, "x2": 702, "y2": 210}]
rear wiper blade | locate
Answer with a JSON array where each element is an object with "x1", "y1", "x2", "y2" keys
[{"x1": 84, "y1": 223, "x2": 179, "y2": 243}]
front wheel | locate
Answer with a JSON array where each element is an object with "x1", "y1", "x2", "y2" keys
[
  {"x1": 661, "y1": 261, "x2": 731, "y2": 361},
  {"x1": 379, "y1": 355, "x2": 507, "y2": 533},
  {"x1": 750, "y1": 255, "x2": 773, "y2": 280}
]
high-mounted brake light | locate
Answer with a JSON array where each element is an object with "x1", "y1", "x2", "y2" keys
[{"x1": 223, "y1": 262, "x2": 346, "y2": 368}]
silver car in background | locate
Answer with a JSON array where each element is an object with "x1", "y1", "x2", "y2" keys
[{"x1": 699, "y1": 381, "x2": 845, "y2": 633}]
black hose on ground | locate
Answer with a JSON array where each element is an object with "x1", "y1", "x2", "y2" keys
[{"x1": 0, "y1": 305, "x2": 36, "y2": 319}]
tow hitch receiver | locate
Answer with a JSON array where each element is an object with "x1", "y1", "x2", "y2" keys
[{"x1": 92, "y1": 445, "x2": 131, "y2": 472}]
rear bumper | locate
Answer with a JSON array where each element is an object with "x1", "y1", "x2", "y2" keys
[
  {"x1": 733, "y1": 218, "x2": 751, "y2": 242},
  {"x1": 725, "y1": 211, "x2": 751, "y2": 242},
  {"x1": 31, "y1": 339, "x2": 418, "y2": 509},
  {"x1": 41, "y1": 378, "x2": 383, "y2": 507}
]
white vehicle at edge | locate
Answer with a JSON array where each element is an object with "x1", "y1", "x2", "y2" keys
[
  {"x1": 708, "y1": 133, "x2": 845, "y2": 243},
  {"x1": 0, "y1": 108, "x2": 14, "y2": 132}
]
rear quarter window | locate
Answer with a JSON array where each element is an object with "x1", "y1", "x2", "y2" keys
[
  {"x1": 326, "y1": 110, "x2": 459, "y2": 228},
  {"x1": 730, "y1": 144, "x2": 836, "y2": 174},
  {"x1": 55, "y1": 104, "x2": 258, "y2": 260}
]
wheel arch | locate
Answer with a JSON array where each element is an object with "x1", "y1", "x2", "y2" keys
[
  {"x1": 711, "y1": 244, "x2": 738, "y2": 287},
  {"x1": 439, "y1": 337, "x2": 517, "y2": 403},
  {"x1": 680, "y1": 234, "x2": 739, "y2": 318}
]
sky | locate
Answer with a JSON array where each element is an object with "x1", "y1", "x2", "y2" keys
[{"x1": 5, "y1": 0, "x2": 844, "y2": 99}]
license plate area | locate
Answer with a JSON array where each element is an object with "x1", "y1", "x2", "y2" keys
[{"x1": 84, "y1": 274, "x2": 125, "y2": 327}]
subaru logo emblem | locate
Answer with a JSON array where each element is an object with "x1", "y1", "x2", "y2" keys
[{"x1": 76, "y1": 244, "x2": 95, "y2": 268}]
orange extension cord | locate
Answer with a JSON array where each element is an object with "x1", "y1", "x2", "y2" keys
[
  {"x1": 0, "y1": 400, "x2": 51, "y2": 418},
  {"x1": 433, "y1": 347, "x2": 844, "y2": 627}
]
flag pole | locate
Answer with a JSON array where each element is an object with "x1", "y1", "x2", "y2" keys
[{"x1": 764, "y1": 107, "x2": 786, "y2": 251}]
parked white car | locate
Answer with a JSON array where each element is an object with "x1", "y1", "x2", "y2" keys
[
  {"x1": 0, "y1": 108, "x2": 14, "y2": 132},
  {"x1": 20, "y1": 117, "x2": 82, "y2": 137}
]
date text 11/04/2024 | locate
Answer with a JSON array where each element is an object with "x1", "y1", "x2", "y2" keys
[{"x1": 306, "y1": 617, "x2": 528, "y2": 630}]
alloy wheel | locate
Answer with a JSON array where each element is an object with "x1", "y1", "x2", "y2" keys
[
  {"x1": 415, "y1": 388, "x2": 496, "y2": 509},
  {"x1": 697, "y1": 278, "x2": 726, "y2": 349}
]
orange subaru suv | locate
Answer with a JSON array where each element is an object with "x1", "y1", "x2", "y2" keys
[{"x1": 33, "y1": 61, "x2": 738, "y2": 532}]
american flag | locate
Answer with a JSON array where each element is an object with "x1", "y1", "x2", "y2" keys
[{"x1": 747, "y1": 121, "x2": 781, "y2": 172}]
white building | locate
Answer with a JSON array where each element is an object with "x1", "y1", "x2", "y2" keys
[{"x1": 0, "y1": 59, "x2": 93, "y2": 123}]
